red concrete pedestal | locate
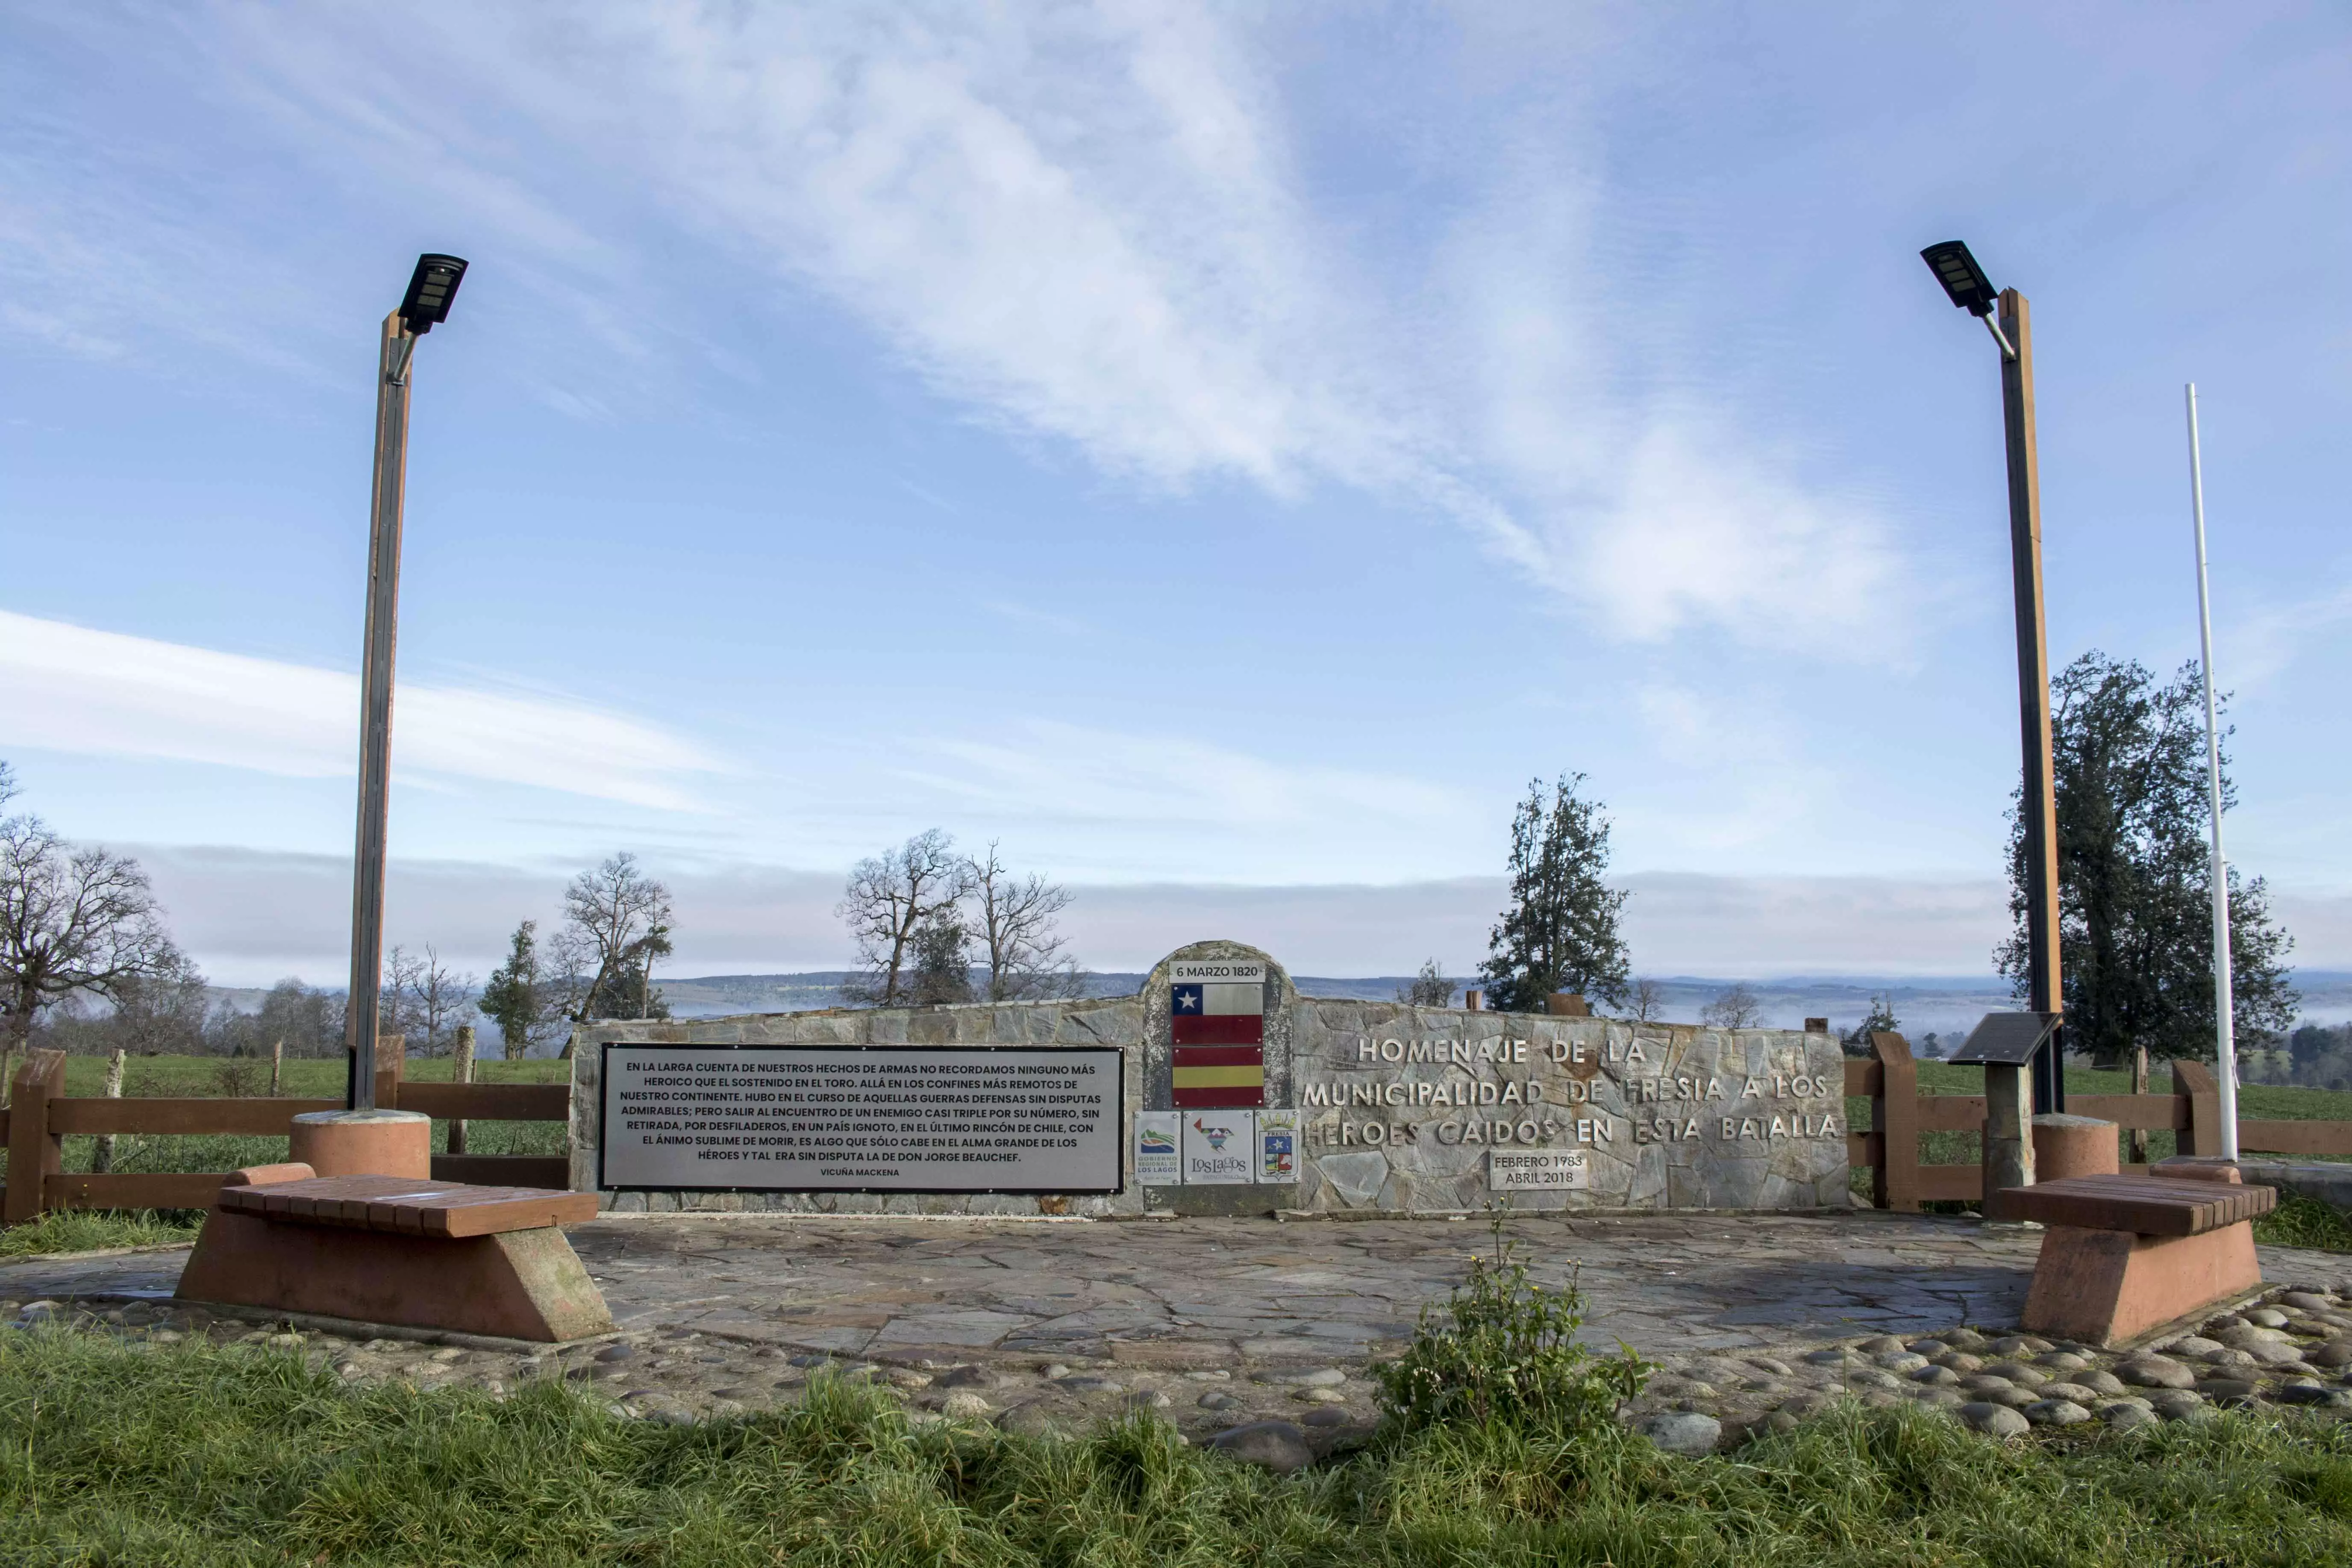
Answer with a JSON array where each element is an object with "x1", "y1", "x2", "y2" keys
[
  {"x1": 2033, "y1": 1113, "x2": 2119, "y2": 1182},
  {"x1": 289, "y1": 1109, "x2": 430, "y2": 1178}
]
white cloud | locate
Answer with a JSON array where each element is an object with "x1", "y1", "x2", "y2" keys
[
  {"x1": 35, "y1": 3, "x2": 1903, "y2": 650},
  {"x1": 0, "y1": 610, "x2": 723, "y2": 810}
]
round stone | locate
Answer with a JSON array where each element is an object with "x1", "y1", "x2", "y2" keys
[
  {"x1": 2075, "y1": 1369, "x2": 2127, "y2": 1396},
  {"x1": 2195, "y1": 1378, "x2": 2260, "y2": 1404},
  {"x1": 2037, "y1": 1383, "x2": 2099, "y2": 1405},
  {"x1": 888, "y1": 1369, "x2": 933, "y2": 1389},
  {"x1": 2272, "y1": 1384, "x2": 2349, "y2": 1408},
  {"x1": 1301, "y1": 1407, "x2": 1348, "y2": 1428},
  {"x1": 1293, "y1": 1368, "x2": 1347, "y2": 1388},
  {"x1": 1805, "y1": 1348, "x2": 1858, "y2": 1366},
  {"x1": 1959, "y1": 1402, "x2": 2030, "y2": 1437},
  {"x1": 1636, "y1": 1411, "x2": 1723, "y2": 1455},
  {"x1": 1910, "y1": 1388, "x2": 1964, "y2": 1408},
  {"x1": 1293, "y1": 1388, "x2": 1345, "y2": 1405},
  {"x1": 1905, "y1": 1340, "x2": 1950, "y2": 1358},
  {"x1": 594, "y1": 1344, "x2": 638, "y2": 1364},
  {"x1": 1910, "y1": 1365, "x2": 1961, "y2": 1386},
  {"x1": 1198, "y1": 1391, "x2": 1240, "y2": 1410},
  {"x1": 1874, "y1": 1352, "x2": 1931, "y2": 1373},
  {"x1": 1858, "y1": 1336, "x2": 1909, "y2": 1355},
  {"x1": 1986, "y1": 1386, "x2": 2041, "y2": 1410},
  {"x1": 2099, "y1": 1402, "x2": 2158, "y2": 1431},
  {"x1": 2025, "y1": 1399, "x2": 2091, "y2": 1427},
  {"x1": 1960, "y1": 1374, "x2": 2015, "y2": 1394},
  {"x1": 1126, "y1": 1390, "x2": 1175, "y2": 1411},
  {"x1": 2038, "y1": 1352, "x2": 2091, "y2": 1374},
  {"x1": 1844, "y1": 1369, "x2": 1901, "y2": 1390},
  {"x1": 1763, "y1": 1411, "x2": 1800, "y2": 1434},
  {"x1": 2246, "y1": 1308, "x2": 2291, "y2": 1329},
  {"x1": 1746, "y1": 1357, "x2": 1793, "y2": 1377},
  {"x1": 1942, "y1": 1329, "x2": 1991, "y2": 1351},
  {"x1": 1207, "y1": 1421, "x2": 1314, "y2": 1473},
  {"x1": 942, "y1": 1391, "x2": 993, "y2": 1420},
  {"x1": 2282, "y1": 1291, "x2": 2335, "y2": 1311},
  {"x1": 1935, "y1": 1352, "x2": 1985, "y2": 1374},
  {"x1": 1983, "y1": 1363, "x2": 2048, "y2": 1386},
  {"x1": 2203, "y1": 1315, "x2": 2246, "y2": 1333},
  {"x1": 2168, "y1": 1336, "x2": 2225, "y2": 1358},
  {"x1": 2307, "y1": 1341, "x2": 2352, "y2": 1369},
  {"x1": 2208, "y1": 1349, "x2": 2263, "y2": 1372}
]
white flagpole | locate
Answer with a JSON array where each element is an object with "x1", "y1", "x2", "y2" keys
[{"x1": 2185, "y1": 382, "x2": 2238, "y2": 1161}]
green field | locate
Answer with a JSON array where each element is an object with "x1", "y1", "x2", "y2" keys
[{"x1": 4, "y1": 1328, "x2": 2352, "y2": 1566}]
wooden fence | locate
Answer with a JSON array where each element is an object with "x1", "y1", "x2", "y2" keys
[
  {"x1": 1, "y1": 1048, "x2": 570, "y2": 1224},
  {"x1": 1847, "y1": 1032, "x2": 2352, "y2": 1211}
]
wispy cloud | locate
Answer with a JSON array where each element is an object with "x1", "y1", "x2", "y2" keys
[
  {"x1": 0, "y1": 611, "x2": 724, "y2": 810},
  {"x1": 8, "y1": 3, "x2": 1905, "y2": 650}
]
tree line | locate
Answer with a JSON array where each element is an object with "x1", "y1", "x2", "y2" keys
[{"x1": 835, "y1": 832, "x2": 1084, "y2": 1006}]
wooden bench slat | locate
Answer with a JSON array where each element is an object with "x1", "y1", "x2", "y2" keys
[
  {"x1": 219, "y1": 1175, "x2": 598, "y2": 1238},
  {"x1": 1996, "y1": 1174, "x2": 2275, "y2": 1235}
]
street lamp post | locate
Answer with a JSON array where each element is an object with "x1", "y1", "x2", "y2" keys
[
  {"x1": 345, "y1": 253, "x2": 467, "y2": 1112},
  {"x1": 1922, "y1": 239, "x2": 2066, "y2": 1199}
]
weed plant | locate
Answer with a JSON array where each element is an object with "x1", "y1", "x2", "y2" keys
[
  {"x1": 0, "y1": 1208, "x2": 201, "y2": 1257},
  {"x1": 1374, "y1": 1212, "x2": 1649, "y2": 1442}
]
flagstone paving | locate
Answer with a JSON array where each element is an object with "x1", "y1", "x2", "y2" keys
[{"x1": 8, "y1": 1211, "x2": 2352, "y2": 1451}]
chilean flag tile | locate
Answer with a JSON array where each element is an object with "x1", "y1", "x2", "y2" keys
[{"x1": 1172, "y1": 981, "x2": 1263, "y2": 1045}]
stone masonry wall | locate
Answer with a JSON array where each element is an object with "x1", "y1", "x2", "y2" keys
[{"x1": 570, "y1": 941, "x2": 1850, "y2": 1216}]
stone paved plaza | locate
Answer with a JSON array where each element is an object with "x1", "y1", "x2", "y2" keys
[{"x1": 7, "y1": 1210, "x2": 2352, "y2": 1451}]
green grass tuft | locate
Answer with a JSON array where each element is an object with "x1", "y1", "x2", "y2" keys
[
  {"x1": 0, "y1": 1207, "x2": 203, "y2": 1256},
  {"x1": 2255, "y1": 1188, "x2": 2352, "y2": 1253}
]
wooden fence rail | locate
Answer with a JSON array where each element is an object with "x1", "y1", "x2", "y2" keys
[
  {"x1": 1846, "y1": 1033, "x2": 2352, "y2": 1211},
  {"x1": 1, "y1": 1048, "x2": 570, "y2": 1224}
]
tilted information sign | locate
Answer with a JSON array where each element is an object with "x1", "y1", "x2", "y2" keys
[{"x1": 599, "y1": 1045, "x2": 1123, "y2": 1194}]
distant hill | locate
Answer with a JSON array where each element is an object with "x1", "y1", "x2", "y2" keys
[{"x1": 205, "y1": 968, "x2": 2352, "y2": 1054}]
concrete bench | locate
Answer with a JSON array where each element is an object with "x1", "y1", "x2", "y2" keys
[
  {"x1": 176, "y1": 1163, "x2": 614, "y2": 1342},
  {"x1": 2001, "y1": 1170, "x2": 2275, "y2": 1347}
]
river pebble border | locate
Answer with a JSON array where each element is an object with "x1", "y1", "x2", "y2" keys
[{"x1": 10, "y1": 1278, "x2": 2352, "y2": 1460}]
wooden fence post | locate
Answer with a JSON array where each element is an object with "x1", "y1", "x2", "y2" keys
[
  {"x1": 374, "y1": 1033, "x2": 406, "y2": 1112},
  {"x1": 1872, "y1": 1032, "x2": 1921, "y2": 1212},
  {"x1": 2173, "y1": 1059, "x2": 2220, "y2": 1156},
  {"x1": 270, "y1": 1037, "x2": 284, "y2": 1097},
  {"x1": 4, "y1": 1050, "x2": 66, "y2": 1224},
  {"x1": 90, "y1": 1048, "x2": 128, "y2": 1174},
  {"x1": 449, "y1": 1024, "x2": 475, "y2": 1156},
  {"x1": 2128, "y1": 1046, "x2": 2149, "y2": 1165}
]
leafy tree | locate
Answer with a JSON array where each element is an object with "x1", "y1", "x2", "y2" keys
[
  {"x1": 904, "y1": 915, "x2": 975, "y2": 1006},
  {"x1": 1397, "y1": 959, "x2": 1455, "y2": 1008},
  {"x1": 1480, "y1": 775, "x2": 1630, "y2": 1013},
  {"x1": 1997, "y1": 653, "x2": 2298, "y2": 1066},
  {"x1": 1, "y1": 765, "x2": 185, "y2": 1100},
  {"x1": 1842, "y1": 993, "x2": 1900, "y2": 1058},
  {"x1": 479, "y1": 921, "x2": 542, "y2": 1060},
  {"x1": 838, "y1": 830, "x2": 971, "y2": 1006},
  {"x1": 553, "y1": 853, "x2": 675, "y2": 1050}
]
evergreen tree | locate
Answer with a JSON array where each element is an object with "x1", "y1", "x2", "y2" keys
[
  {"x1": 478, "y1": 921, "x2": 541, "y2": 1059},
  {"x1": 1842, "y1": 993, "x2": 1900, "y2": 1059},
  {"x1": 1997, "y1": 652, "x2": 2298, "y2": 1066},
  {"x1": 904, "y1": 915, "x2": 974, "y2": 1006},
  {"x1": 1480, "y1": 774, "x2": 1630, "y2": 1013}
]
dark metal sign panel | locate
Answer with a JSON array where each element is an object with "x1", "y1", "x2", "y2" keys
[
  {"x1": 598, "y1": 1045, "x2": 1123, "y2": 1194},
  {"x1": 1948, "y1": 1011, "x2": 2061, "y2": 1066}
]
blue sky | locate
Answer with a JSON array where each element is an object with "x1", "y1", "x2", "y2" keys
[{"x1": 2, "y1": 3, "x2": 2347, "y2": 986}]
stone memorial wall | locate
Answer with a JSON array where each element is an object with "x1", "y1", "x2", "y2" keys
[{"x1": 570, "y1": 938, "x2": 1849, "y2": 1216}]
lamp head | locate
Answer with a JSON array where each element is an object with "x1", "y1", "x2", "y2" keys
[
  {"x1": 1920, "y1": 240, "x2": 1998, "y2": 318},
  {"x1": 397, "y1": 253, "x2": 468, "y2": 335}
]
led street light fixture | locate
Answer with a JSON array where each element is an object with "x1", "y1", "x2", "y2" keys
[
  {"x1": 1921, "y1": 241, "x2": 1998, "y2": 318},
  {"x1": 397, "y1": 253, "x2": 468, "y2": 335}
]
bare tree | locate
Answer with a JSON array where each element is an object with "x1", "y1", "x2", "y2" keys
[
  {"x1": 1397, "y1": 959, "x2": 1455, "y2": 1007},
  {"x1": 1, "y1": 783, "x2": 184, "y2": 1101},
  {"x1": 1624, "y1": 977, "x2": 1666, "y2": 1023},
  {"x1": 386, "y1": 943, "x2": 476, "y2": 1056},
  {"x1": 838, "y1": 830, "x2": 973, "y2": 1006},
  {"x1": 555, "y1": 853, "x2": 675, "y2": 1051},
  {"x1": 968, "y1": 841, "x2": 1083, "y2": 1002},
  {"x1": 1700, "y1": 983, "x2": 1764, "y2": 1030}
]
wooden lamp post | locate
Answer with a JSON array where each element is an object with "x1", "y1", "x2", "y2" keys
[
  {"x1": 322, "y1": 254, "x2": 467, "y2": 1172},
  {"x1": 1923, "y1": 240, "x2": 2066, "y2": 1200}
]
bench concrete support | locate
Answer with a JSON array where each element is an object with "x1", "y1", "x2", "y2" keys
[
  {"x1": 175, "y1": 1164, "x2": 614, "y2": 1342},
  {"x1": 2022, "y1": 1222, "x2": 2260, "y2": 1346}
]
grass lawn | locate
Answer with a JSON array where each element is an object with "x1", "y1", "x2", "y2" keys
[{"x1": 4, "y1": 1328, "x2": 2351, "y2": 1566}]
